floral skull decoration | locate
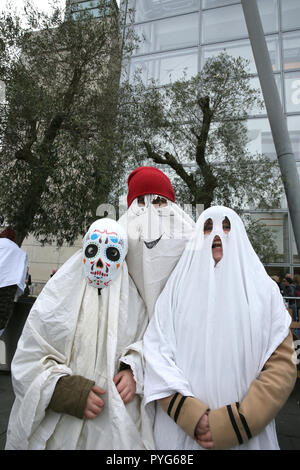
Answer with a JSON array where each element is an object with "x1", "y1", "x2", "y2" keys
[{"x1": 82, "y1": 218, "x2": 128, "y2": 289}]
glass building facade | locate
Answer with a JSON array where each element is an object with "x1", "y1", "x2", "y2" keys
[
  {"x1": 67, "y1": 0, "x2": 118, "y2": 19},
  {"x1": 122, "y1": 0, "x2": 300, "y2": 276}
]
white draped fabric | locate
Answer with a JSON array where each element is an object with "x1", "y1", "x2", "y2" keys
[
  {"x1": 6, "y1": 250, "x2": 154, "y2": 450},
  {"x1": 119, "y1": 196, "x2": 195, "y2": 319},
  {"x1": 143, "y1": 206, "x2": 291, "y2": 450},
  {"x1": 0, "y1": 238, "x2": 27, "y2": 296}
]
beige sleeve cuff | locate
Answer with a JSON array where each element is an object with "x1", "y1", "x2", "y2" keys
[
  {"x1": 159, "y1": 393, "x2": 209, "y2": 439},
  {"x1": 208, "y1": 330, "x2": 297, "y2": 450},
  {"x1": 48, "y1": 375, "x2": 95, "y2": 419},
  {"x1": 209, "y1": 403, "x2": 245, "y2": 449}
]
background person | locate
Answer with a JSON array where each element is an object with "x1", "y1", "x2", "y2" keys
[
  {"x1": 0, "y1": 228, "x2": 28, "y2": 335},
  {"x1": 282, "y1": 275, "x2": 297, "y2": 321}
]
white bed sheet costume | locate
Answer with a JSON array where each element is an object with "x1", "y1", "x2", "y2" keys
[
  {"x1": 118, "y1": 195, "x2": 195, "y2": 320},
  {"x1": 0, "y1": 237, "x2": 27, "y2": 297},
  {"x1": 6, "y1": 219, "x2": 154, "y2": 450},
  {"x1": 143, "y1": 206, "x2": 292, "y2": 450}
]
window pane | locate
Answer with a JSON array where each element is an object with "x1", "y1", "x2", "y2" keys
[
  {"x1": 72, "y1": 0, "x2": 100, "y2": 9},
  {"x1": 202, "y1": 4, "x2": 247, "y2": 43},
  {"x1": 246, "y1": 211, "x2": 290, "y2": 264},
  {"x1": 71, "y1": 8, "x2": 101, "y2": 18},
  {"x1": 202, "y1": 0, "x2": 240, "y2": 8},
  {"x1": 134, "y1": 13, "x2": 199, "y2": 55},
  {"x1": 249, "y1": 75, "x2": 282, "y2": 116},
  {"x1": 287, "y1": 116, "x2": 300, "y2": 162},
  {"x1": 131, "y1": 0, "x2": 199, "y2": 23},
  {"x1": 292, "y1": 216, "x2": 300, "y2": 263},
  {"x1": 202, "y1": 36, "x2": 280, "y2": 73},
  {"x1": 284, "y1": 71, "x2": 300, "y2": 113},
  {"x1": 202, "y1": 1, "x2": 278, "y2": 44},
  {"x1": 281, "y1": 0, "x2": 300, "y2": 31},
  {"x1": 258, "y1": 0, "x2": 278, "y2": 34},
  {"x1": 246, "y1": 118, "x2": 276, "y2": 160},
  {"x1": 282, "y1": 31, "x2": 300, "y2": 71},
  {"x1": 129, "y1": 48, "x2": 198, "y2": 85}
]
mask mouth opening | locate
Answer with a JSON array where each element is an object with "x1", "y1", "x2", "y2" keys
[
  {"x1": 212, "y1": 235, "x2": 222, "y2": 249},
  {"x1": 211, "y1": 235, "x2": 223, "y2": 265},
  {"x1": 144, "y1": 234, "x2": 163, "y2": 249}
]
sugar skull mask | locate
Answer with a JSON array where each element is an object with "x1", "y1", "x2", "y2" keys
[{"x1": 82, "y1": 218, "x2": 128, "y2": 289}]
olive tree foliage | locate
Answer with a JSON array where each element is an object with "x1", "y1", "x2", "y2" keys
[
  {"x1": 122, "y1": 53, "x2": 283, "y2": 212},
  {"x1": 0, "y1": 0, "x2": 134, "y2": 246},
  {"x1": 120, "y1": 53, "x2": 283, "y2": 260}
]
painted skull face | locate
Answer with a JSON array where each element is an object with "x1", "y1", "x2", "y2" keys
[{"x1": 83, "y1": 218, "x2": 128, "y2": 289}]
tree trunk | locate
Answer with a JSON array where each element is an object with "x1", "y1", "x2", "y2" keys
[{"x1": 15, "y1": 167, "x2": 50, "y2": 247}]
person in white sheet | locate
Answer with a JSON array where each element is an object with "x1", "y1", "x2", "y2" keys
[
  {"x1": 143, "y1": 206, "x2": 297, "y2": 450},
  {"x1": 118, "y1": 166, "x2": 195, "y2": 319},
  {"x1": 0, "y1": 228, "x2": 28, "y2": 334},
  {"x1": 5, "y1": 218, "x2": 154, "y2": 450}
]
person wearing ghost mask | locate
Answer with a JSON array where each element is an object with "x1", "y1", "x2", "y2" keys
[
  {"x1": 118, "y1": 166, "x2": 195, "y2": 320},
  {"x1": 5, "y1": 219, "x2": 154, "y2": 450},
  {"x1": 143, "y1": 206, "x2": 296, "y2": 450}
]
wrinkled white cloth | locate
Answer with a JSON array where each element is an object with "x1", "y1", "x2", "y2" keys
[
  {"x1": 143, "y1": 206, "x2": 291, "y2": 450},
  {"x1": 0, "y1": 238, "x2": 28, "y2": 296},
  {"x1": 119, "y1": 196, "x2": 195, "y2": 319},
  {"x1": 6, "y1": 250, "x2": 154, "y2": 450}
]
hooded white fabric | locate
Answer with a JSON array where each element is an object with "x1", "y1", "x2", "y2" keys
[
  {"x1": 6, "y1": 219, "x2": 154, "y2": 450},
  {"x1": 0, "y1": 238, "x2": 28, "y2": 297},
  {"x1": 118, "y1": 195, "x2": 195, "y2": 319},
  {"x1": 143, "y1": 206, "x2": 291, "y2": 450}
]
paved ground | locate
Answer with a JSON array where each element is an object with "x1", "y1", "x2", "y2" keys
[{"x1": 1, "y1": 371, "x2": 299, "y2": 450}]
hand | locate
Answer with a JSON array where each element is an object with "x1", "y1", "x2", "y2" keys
[
  {"x1": 195, "y1": 412, "x2": 214, "y2": 449},
  {"x1": 113, "y1": 369, "x2": 136, "y2": 404},
  {"x1": 83, "y1": 385, "x2": 105, "y2": 420}
]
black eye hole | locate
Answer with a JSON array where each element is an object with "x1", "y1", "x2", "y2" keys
[
  {"x1": 152, "y1": 197, "x2": 167, "y2": 206},
  {"x1": 85, "y1": 243, "x2": 98, "y2": 258},
  {"x1": 106, "y1": 246, "x2": 120, "y2": 262},
  {"x1": 204, "y1": 218, "x2": 213, "y2": 234},
  {"x1": 137, "y1": 196, "x2": 145, "y2": 206},
  {"x1": 223, "y1": 216, "x2": 231, "y2": 232}
]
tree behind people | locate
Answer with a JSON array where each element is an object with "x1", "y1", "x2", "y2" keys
[
  {"x1": 0, "y1": 0, "x2": 132, "y2": 247},
  {"x1": 120, "y1": 52, "x2": 282, "y2": 261}
]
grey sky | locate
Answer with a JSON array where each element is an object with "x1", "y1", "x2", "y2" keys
[{"x1": 0, "y1": 1, "x2": 120, "y2": 14}]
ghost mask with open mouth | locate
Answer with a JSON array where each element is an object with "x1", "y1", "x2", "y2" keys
[{"x1": 82, "y1": 218, "x2": 128, "y2": 289}]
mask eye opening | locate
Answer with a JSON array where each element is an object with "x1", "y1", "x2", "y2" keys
[
  {"x1": 222, "y1": 216, "x2": 231, "y2": 233},
  {"x1": 84, "y1": 243, "x2": 98, "y2": 259},
  {"x1": 152, "y1": 196, "x2": 167, "y2": 207},
  {"x1": 106, "y1": 246, "x2": 120, "y2": 262},
  {"x1": 137, "y1": 196, "x2": 145, "y2": 206},
  {"x1": 204, "y1": 218, "x2": 213, "y2": 234}
]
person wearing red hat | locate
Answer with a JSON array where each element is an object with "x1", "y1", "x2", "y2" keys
[
  {"x1": 127, "y1": 166, "x2": 175, "y2": 209},
  {"x1": 119, "y1": 166, "x2": 195, "y2": 319},
  {"x1": 0, "y1": 228, "x2": 28, "y2": 335}
]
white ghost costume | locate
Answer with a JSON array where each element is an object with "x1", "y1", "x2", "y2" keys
[
  {"x1": 143, "y1": 206, "x2": 292, "y2": 450},
  {"x1": 118, "y1": 195, "x2": 195, "y2": 319},
  {"x1": 0, "y1": 237, "x2": 27, "y2": 297},
  {"x1": 6, "y1": 219, "x2": 154, "y2": 450}
]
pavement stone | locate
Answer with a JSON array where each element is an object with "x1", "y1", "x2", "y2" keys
[{"x1": 0, "y1": 371, "x2": 299, "y2": 451}]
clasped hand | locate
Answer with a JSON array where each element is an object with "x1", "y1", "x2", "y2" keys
[
  {"x1": 194, "y1": 412, "x2": 214, "y2": 449},
  {"x1": 83, "y1": 369, "x2": 136, "y2": 420}
]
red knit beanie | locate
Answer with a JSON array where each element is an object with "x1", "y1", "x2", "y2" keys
[
  {"x1": 127, "y1": 166, "x2": 175, "y2": 208},
  {"x1": 0, "y1": 227, "x2": 17, "y2": 243}
]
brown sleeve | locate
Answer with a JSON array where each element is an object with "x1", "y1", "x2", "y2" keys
[
  {"x1": 209, "y1": 330, "x2": 297, "y2": 450},
  {"x1": 48, "y1": 375, "x2": 95, "y2": 419},
  {"x1": 158, "y1": 393, "x2": 209, "y2": 440}
]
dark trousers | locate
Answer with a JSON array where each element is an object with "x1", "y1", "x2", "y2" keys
[{"x1": 0, "y1": 284, "x2": 17, "y2": 330}]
